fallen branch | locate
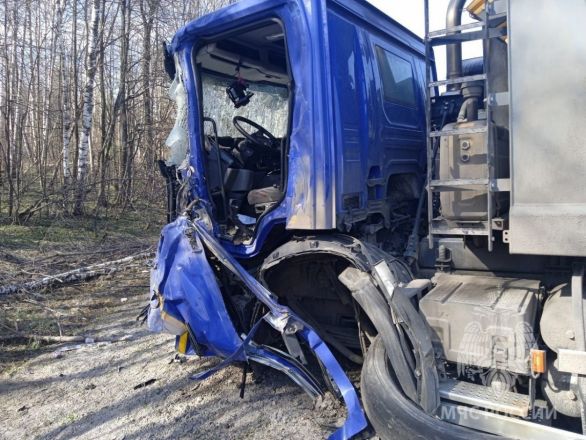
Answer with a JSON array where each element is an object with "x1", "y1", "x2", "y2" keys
[
  {"x1": 33, "y1": 243, "x2": 148, "y2": 263},
  {"x1": 0, "y1": 334, "x2": 125, "y2": 343},
  {"x1": 17, "y1": 195, "x2": 59, "y2": 224},
  {"x1": 0, "y1": 251, "x2": 154, "y2": 296},
  {"x1": 0, "y1": 322, "x2": 133, "y2": 344}
]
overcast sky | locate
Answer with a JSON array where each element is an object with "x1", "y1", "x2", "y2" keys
[{"x1": 366, "y1": 0, "x2": 482, "y2": 80}]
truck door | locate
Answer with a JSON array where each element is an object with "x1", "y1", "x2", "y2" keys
[{"x1": 371, "y1": 40, "x2": 426, "y2": 187}]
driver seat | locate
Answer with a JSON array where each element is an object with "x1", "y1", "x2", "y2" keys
[{"x1": 247, "y1": 186, "x2": 282, "y2": 211}]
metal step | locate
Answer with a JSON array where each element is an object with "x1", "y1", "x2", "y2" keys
[
  {"x1": 427, "y1": 12, "x2": 508, "y2": 38},
  {"x1": 429, "y1": 74, "x2": 487, "y2": 88},
  {"x1": 439, "y1": 379, "x2": 531, "y2": 417},
  {"x1": 429, "y1": 27, "x2": 507, "y2": 46},
  {"x1": 429, "y1": 178, "x2": 489, "y2": 191},
  {"x1": 430, "y1": 125, "x2": 488, "y2": 138},
  {"x1": 430, "y1": 219, "x2": 490, "y2": 236},
  {"x1": 428, "y1": 21, "x2": 485, "y2": 38},
  {"x1": 431, "y1": 218, "x2": 506, "y2": 235}
]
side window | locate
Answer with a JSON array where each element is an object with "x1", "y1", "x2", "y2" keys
[{"x1": 376, "y1": 46, "x2": 417, "y2": 107}]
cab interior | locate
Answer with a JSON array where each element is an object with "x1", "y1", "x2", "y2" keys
[{"x1": 194, "y1": 21, "x2": 292, "y2": 242}]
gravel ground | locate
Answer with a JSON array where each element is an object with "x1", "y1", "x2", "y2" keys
[{"x1": 0, "y1": 268, "x2": 347, "y2": 440}]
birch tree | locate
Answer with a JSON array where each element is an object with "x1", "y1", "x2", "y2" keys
[
  {"x1": 74, "y1": 0, "x2": 102, "y2": 215},
  {"x1": 0, "y1": 0, "x2": 239, "y2": 222},
  {"x1": 59, "y1": 1, "x2": 72, "y2": 188}
]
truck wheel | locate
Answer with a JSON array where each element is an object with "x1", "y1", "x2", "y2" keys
[{"x1": 361, "y1": 336, "x2": 498, "y2": 440}]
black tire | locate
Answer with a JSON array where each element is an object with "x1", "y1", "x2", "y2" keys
[{"x1": 361, "y1": 336, "x2": 499, "y2": 440}]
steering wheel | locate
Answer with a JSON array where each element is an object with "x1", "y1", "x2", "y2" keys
[{"x1": 233, "y1": 116, "x2": 277, "y2": 149}]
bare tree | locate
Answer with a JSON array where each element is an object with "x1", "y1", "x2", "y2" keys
[
  {"x1": 74, "y1": 0, "x2": 102, "y2": 215},
  {"x1": 0, "y1": 0, "x2": 239, "y2": 222},
  {"x1": 116, "y1": 0, "x2": 132, "y2": 208},
  {"x1": 140, "y1": 0, "x2": 159, "y2": 185}
]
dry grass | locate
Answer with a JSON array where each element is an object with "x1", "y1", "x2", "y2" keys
[{"x1": 0, "y1": 212, "x2": 162, "y2": 374}]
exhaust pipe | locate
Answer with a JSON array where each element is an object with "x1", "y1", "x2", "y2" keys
[{"x1": 446, "y1": 0, "x2": 467, "y2": 88}]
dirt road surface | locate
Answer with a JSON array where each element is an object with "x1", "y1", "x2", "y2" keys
[{"x1": 0, "y1": 266, "x2": 348, "y2": 440}]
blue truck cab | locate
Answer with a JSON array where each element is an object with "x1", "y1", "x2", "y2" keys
[
  {"x1": 162, "y1": 0, "x2": 427, "y2": 252},
  {"x1": 149, "y1": 1, "x2": 431, "y2": 439}
]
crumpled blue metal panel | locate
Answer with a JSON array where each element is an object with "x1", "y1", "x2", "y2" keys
[
  {"x1": 149, "y1": 215, "x2": 368, "y2": 440},
  {"x1": 151, "y1": 217, "x2": 243, "y2": 358},
  {"x1": 301, "y1": 327, "x2": 368, "y2": 440}
]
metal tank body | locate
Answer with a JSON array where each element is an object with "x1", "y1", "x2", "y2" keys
[
  {"x1": 439, "y1": 121, "x2": 509, "y2": 221},
  {"x1": 507, "y1": 0, "x2": 586, "y2": 257}
]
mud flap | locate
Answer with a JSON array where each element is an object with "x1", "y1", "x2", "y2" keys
[{"x1": 148, "y1": 215, "x2": 368, "y2": 440}]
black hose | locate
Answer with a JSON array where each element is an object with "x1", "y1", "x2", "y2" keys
[{"x1": 203, "y1": 117, "x2": 228, "y2": 222}]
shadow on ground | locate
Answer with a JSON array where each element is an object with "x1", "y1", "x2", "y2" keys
[{"x1": 0, "y1": 268, "x2": 340, "y2": 440}]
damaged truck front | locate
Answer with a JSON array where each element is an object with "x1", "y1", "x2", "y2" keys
[
  {"x1": 149, "y1": 0, "x2": 431, "y2": 438},
  {"x1": 147, "y1": 0, "x2": 586, "y2": 439}
]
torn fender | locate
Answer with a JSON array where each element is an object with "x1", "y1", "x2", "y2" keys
[
  {"x1": 148, "y1": 215, "x2": 367, "y2": 440},
  {"x1": 256, "y1": 234, "x2": 439, "y2": 415},
  {"x1": 149, "y1": 216, "x2": 242, "y2": 358}
]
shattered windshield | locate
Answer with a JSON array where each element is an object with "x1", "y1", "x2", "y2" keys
[{"x1": 201, "y1": 73, "x2": 289, "y2": 138}]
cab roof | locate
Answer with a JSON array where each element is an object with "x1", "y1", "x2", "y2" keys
[{"x1": 170, "y1": 0, "x2": 425, "y2": 57}]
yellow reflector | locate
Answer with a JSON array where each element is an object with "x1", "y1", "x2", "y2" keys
[
  {"x1": 531, "y1": 349, "x2": 546, "y2": 374},
  {"x1": 467, "y1": 0, "x2": 486, "y2": 17},
  {"x1": 466, "y1": 0, "x2": 508, "y2": 44},
  {"x1": 178, "y1": 332, "x2": 189, "y2": 354}
]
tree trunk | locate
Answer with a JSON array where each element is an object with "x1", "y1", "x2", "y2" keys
[
  {"x1": 53, "y1": 0, "x2": 72, "y2": 213},
  {"x1": 96, "y1": 0, "x2": 109, "y2": 208},
  {"x1": 72, "y1": 0, "x2": 81, "y2": 185},
  {"x1": 0, "y1": 251, "x2": 153, "y2": 296},
  {"x1": 140, "y1": 0, "x2": 158, "y2": 192},
  {"x1": 116, "y1": 0, "x2": 131, "y2": 209},
  {"x1": 61, "y1": 48, "x2": 72, "y2": 211},
  {"x1": 74, "y1": 0, "x2": 102, "y2": 215},
  {"x1": 1, "y1": 0, "x2": 12, "y2": 218}
]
